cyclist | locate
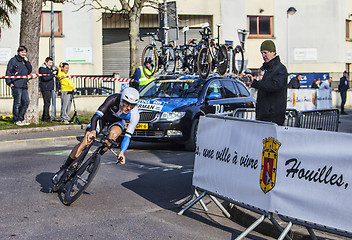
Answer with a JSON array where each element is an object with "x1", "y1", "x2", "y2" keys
[{"x1": 52, "y1": 87, "x2": 140, "y2": 185}]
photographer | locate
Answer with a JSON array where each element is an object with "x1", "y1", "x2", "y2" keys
[{"x1": 57, "y1": 62, "x2": 76, "y2": 123}]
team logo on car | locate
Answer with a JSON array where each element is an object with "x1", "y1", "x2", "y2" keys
[{"x1": 259, "y1": 137, "x2": 281, "y2": 194}]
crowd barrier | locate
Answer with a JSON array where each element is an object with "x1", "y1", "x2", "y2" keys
[
  {"x1": 230, "y1": 108, "x2": 339, "y2": 131},
  {"x1": 178, "y1": 115, "x2": 352, "y2": 239}
]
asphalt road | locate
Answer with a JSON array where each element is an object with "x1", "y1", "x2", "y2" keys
[{"x1": 0, "y1": 133, "x2": 271, "y2": 240}]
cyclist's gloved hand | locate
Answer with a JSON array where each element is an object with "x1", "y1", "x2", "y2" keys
[
  {"x1": 118, "y1": 151, "x2": 126, "y2": 164},
  {"x1": 87, "y1": 130, "x2": 97, "y2": 143}
]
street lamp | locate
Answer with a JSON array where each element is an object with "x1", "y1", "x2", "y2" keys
[{"x1": 287, "y1": 7, "x2": 297, "y2": 73}]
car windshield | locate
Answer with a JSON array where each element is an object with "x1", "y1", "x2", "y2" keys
[{"x1": 140, "y1": 79, "x2": 204, "y2": 98}]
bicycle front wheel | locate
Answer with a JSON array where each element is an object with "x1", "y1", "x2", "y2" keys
[
  {"x1": 234, "y1": 45, "x2": 244, "y2": 75},
  {"x1": 197, "y1": 47, "x2": 211, "y2": 80},
  {"x1": 63, "y1": 154, "x2": 101, "y2": 205},
  {"x1": 216, "y1": 44, "x2": 229, "y2": 76},
  {"x1": 141, "y1": 45, "x2": 158, "y2": 78}
]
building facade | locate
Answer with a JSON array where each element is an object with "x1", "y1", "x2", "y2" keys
[{"x1": 0, "y1": 0, "x2": 351, "y2": 83}]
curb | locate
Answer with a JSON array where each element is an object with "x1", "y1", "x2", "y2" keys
[
  {"x1": 0, "y1": 124, "x2": 86, "y2": 135},
  {"x1": 0, "y1": 135, "x2": 81, "y2": 150}
]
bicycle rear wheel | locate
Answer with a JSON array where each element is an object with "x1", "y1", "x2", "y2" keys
[
  {"x1": 197, "y1": 47, "x2": 211, "y2": 80},
  {"x1": 234, "y1": 45, "x2": 244, "y2": 75},
  {"x1": 53, "y1": 147, "x2": 91, "y2": 192},
  {"x1": 141, "y1": 45, "x2": 158, "y2": 78},
  {"x1": 216, "y1": 44, "x2": 229, "y2": 76},
  {"x1": 63, "y1": 154, "x2": 101, "y2": 205}
]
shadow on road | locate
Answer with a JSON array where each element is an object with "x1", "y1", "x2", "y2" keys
[
  {"x1": 121, "y1": 157, "x2": 266, "y2": 240},
  {"x1": 35, "y1": 172, "x2": 55, "y2": 193}
]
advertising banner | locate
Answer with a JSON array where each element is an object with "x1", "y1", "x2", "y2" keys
[
  {"x1": 287, "y1": 89, "x2": 316, "y2": 110},
  {"x1": 193, "y1": 116, "x2": 352, "y2": 232},
  {"x1": 287, "y1": 89, "x2": 332, "y2": 110}
]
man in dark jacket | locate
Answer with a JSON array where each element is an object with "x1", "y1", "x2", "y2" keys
[
  {"x1": 248, "y1": 40, "x2": 288, "y2": 126},
  {"x1": 5, "y1": 46, "x2": 32, "y2": 126},
  {"x1": 287, "y1": 73, "x2": 303, "y2": 89},
  {"x1": 338, "y1": 71, "x2": 349, "y2": 114},
  {"x1": 39, "y1": 57, "x2": 58, "y2": 122}
]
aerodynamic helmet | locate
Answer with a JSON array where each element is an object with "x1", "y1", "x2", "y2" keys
[{"x1": 120, "y1": 87, "x2": 139, "y2": 106}]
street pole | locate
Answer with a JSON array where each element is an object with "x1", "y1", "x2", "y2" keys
[
  {"x1": 50, "y1": 0, "x2": 57, "y2": 119},
  {"x1": 286, "y1": 7, "x2": 297, "y2": 74},
  {"x1": 164, "y1": 0, "x2": 168, "y2": 44}
]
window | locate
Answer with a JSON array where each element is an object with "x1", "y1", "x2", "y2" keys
[
  {"x1": 206, "y1": 80, "x2": 223, "y2": 99},
  {"x1": 248, "y1": 16, "x2": 273, "y2": 37},
  {"x1": 235, "y1": 82, "x2": 250, "y2": 97},
  {"x1": 41, "y1": 11, "x2": 62, "y2": 36},
  {"x1": 222, "y1": 80, "x2": 238, "y2": 98},
  {"x1": 346, "y1": 20, "x2": 352, "y2": 41}
]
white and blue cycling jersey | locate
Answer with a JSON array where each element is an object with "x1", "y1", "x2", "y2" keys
[{"x1": 87, "y1": 93, "x2": 140, "y2": 152}]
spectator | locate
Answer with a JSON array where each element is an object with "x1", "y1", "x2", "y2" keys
[
  {"x1": 133, "y1": 58, "x2": 155, "y2": 90},
  {"x1": 39, "y1": 57, "x2": 58, "y2": 122},
  {"x1": 311, "y1": 78, "x2": 321, "y2": 89},
  {"x1": 57, "y1": 63, "x2": 76, "y2": 123},
  {"x1": 246, "y1": 40, "x2": 288, "y2": 126},
  {"x1": 288, "y1": 73, "x2": 303, "y2": 89},
  {"x1": 5, "y1": 46, "x2": 32, "y2": 126},
  {"x1": 319, "y1": 77, "x2": 332, "y2": 90},
  {"x1": 338, "y1": 71, "x2": 349, "y2": 114}
]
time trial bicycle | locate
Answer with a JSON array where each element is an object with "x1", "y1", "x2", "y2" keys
[{"x1": 53, "y1": 131, "x2": 122, "y2": 205}]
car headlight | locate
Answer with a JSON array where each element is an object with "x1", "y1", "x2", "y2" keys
[{"x1": 160, "y1": 112, "x2": 186, "y2": 121}]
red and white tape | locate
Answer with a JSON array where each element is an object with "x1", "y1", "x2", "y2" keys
[
  {"x1": 1, "y1": 74, "x2": 133, "y2": 82},
  {"x1": 70, "y1": 76, "x2": 133, "y2": 82},
  {"x1": 1, "y1": 74, "x2": 49, "y2": 79}
]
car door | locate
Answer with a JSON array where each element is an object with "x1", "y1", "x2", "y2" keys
[
  {"x1": 201, "y1": 79, "x2": 226, "y2": 114},
  {"x1": 234, "y1": 81, "x2": 255, "y2": 108},
  {"x1": 220, "y1": 79, "x2": 244, "y2": 112}
]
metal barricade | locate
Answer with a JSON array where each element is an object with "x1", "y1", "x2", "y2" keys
[
  {"x1": 226, "y1": 108, "x2": 339, "y2": 132},
  {"x1": 229, "y1": 108, "x2": 299, "y2": 128},
  {"x1": 298, "y1": 108, "x2": 339, "y2": 132}
]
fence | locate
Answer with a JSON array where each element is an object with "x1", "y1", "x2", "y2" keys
[
  {"x1": 0, "y1": 74, "x2": 118, "y2": 98},
  {"x1": 229, "y1": 108, "x2": 339, "y2": 132}
]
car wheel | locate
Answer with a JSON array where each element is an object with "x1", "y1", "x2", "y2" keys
[{"x1": 185, "y1": 119, "x2": 199, "y2": 151}]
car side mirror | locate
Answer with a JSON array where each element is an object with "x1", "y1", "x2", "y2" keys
[{"x1": 207, "y1": 92, "x2": 222, "y2": 100}]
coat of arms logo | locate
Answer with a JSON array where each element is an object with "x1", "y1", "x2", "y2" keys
[{"x1": 260, "y1": 137, "x2": 281, "y2": 194}]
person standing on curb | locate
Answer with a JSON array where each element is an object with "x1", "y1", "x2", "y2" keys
[
  {"x1": 5, "y1": 46, "x2": 32, "y2": 126},
  {"x1": 338, "y1": 71, "x2": 349, "y2": 115},
  {"x1": 57, "y1": 62, "x2": 76, "y2": 123},
  {"x1": 246, "y1": 40, "x2": 288, "y2": 126},
  {"x1": 39, "y1": 57, "x2": 58, "y2": 122}
]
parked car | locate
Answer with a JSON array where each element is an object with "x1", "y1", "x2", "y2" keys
[{"x1": 129, "y1": 74, "x2": 255, "y2": 150}]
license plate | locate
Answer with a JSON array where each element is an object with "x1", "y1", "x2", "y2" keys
[{"x1": 125, "y1": 123, "x2": 148, "y2": 130}]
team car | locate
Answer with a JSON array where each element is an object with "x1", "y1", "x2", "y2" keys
[{"x1": 129, "y1": 75, "x2": 255, "y2": 151}]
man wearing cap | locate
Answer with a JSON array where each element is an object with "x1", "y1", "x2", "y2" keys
[
  {"x1": 133, "y1": 58, "x2": 155, "y2": 90},
  {"x1": 288, "y1": 73, "x2": 303, "y2": 89},
  {"x1": 246, "y1": 40, "x2": 288, "y2": 126}
]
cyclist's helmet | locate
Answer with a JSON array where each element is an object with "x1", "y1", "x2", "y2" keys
[{"x1": 120, "y1": 87, "x2": 139, "y2": 106}]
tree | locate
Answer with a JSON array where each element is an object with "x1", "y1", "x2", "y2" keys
[
  {"x1": 0, "y1": 0, "x2": 17, "y2": 37},
  {"x1": 20, "y1": 0, "x2": 42, "y2": 123},
  {"x1": 77, "y1": 0, "x2": 161, "y2": 77}
]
